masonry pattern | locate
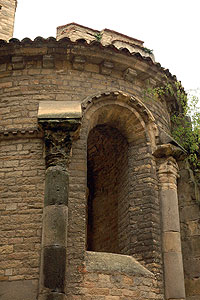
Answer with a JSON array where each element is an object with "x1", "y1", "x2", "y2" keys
[
  {"x1": 0, "y1": 0, "x2": 17, "y2": 41},
  {"x1": 0, "y1": 22, "x2": 200, "y2": 300}
]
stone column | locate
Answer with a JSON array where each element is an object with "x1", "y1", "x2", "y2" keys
[
  {"x1": 37, "y1": 102, "x2": 81, "y2": 300},
  {"x1": 156, "y1": 148, "x2": 186, "y2": 300}
]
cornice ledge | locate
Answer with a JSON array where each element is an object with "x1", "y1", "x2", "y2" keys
[
  {"x1": 153, "y1": 143, "x2": 187, "y2": 160},
  {"x1": 0, "y1": 127, "x2": 43, "y2": 140}
]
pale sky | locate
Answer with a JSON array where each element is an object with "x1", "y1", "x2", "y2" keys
[{"x1": 14, "y1": 0, "x2": 200, "y2": 98}]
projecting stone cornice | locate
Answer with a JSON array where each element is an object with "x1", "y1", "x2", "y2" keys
[
  {"x1": 0, "y1": 36, "x2": 177, "y2": 87},
  {"x1": 0, "y1": 127, "x2": 43, "y2": 140}
]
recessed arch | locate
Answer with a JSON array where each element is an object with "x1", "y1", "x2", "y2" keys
[
  {"x1": 82, "y1": 90, "x2": 157, "y2": 146},
  {"x1": 75, "y1": 90, "x2": 159, "y2": 258}
]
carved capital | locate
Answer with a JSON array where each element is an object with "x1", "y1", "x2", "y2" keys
[
  {"x1": 39, "y1": 120, "x2": 81, "y2": 168},
  {"x1": 157, "y1": 156, "x2": 179, "y2": 190}
]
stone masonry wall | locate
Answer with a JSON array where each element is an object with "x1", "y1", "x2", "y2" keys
[
  {"x1": 0, "y1": 0, "x2": 17, "y2": 41},
  {"x1": 66, "y1": 102, "x2": 164, "y2": 299},
  {"x1": 79, "y1": 251, "x2": 158, "y2": 300},
  {"x1": 178, "y1": 161, "x2": 200, "y2": 300},
  {"x1": 0, "y1": 41, "x2": 175, "y2": 299},
  {"x1": 0, "y1": 136, "x2": 45, "y2": 281}
]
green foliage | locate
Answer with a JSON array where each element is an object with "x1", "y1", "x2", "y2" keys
[
  {"x1": 145, "y1": 81, "x2": 200, "y2": 169},
  {"x1": 142, "y1": 47, "x2": 153, "y2": 54},
  {"x1": 95, "y1": 32, "x2": 102, "y2": 42},
  {"x1": 171, "y1": 87, "x2": 200, "y2": 169}
]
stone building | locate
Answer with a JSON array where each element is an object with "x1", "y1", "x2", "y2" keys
[
  {"x1": 0, "y1": 0, "x2": 17, "y2": 41},
  {"x1": 0, "y1": 5, "x2": 200, "y2": 300}
]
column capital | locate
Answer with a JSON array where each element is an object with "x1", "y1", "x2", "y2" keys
[
  {"x1": 39, "y1": 120, "x2": 81, "y2": 168},
  {"x1": 153, "y1": 143, "x2": 186, "y2": 160},
  {"x1": 157, "y1": 156, "x2": 179, "y2": 190},
  {"x1": 38, "y1": 100, "x2": 82, "y2": 168}
]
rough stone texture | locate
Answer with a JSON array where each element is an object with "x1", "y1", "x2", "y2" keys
[
  {"x1": 43, "y1": 245, "x2": 66, "y2": 291},
  {"x1": 85, "y1": 251, "x2": 154, "y2": 276},
  {"x1": 178, "y1": 162, "x2": 200, "y2": 300},
  {"x1": 164, "y1": 252, "x2": 186, "y2": 299},
  {"x1": 44, "y1": 167, "x2": 69, "y2": 206},
  {"x1": 0, "y1": 21, "x2": 199, "y2": 300},
  {"x1": 0, "y1": 0, "x2": 17, "y2": 41},
  {"x1": 75, "y1": 251, "x2": 158, "y2": 300},
  {"x1": 43, "y1": 205, "x2": 68, "y2": 246},
  {"x1": 161, "y1": 189, "x2": 181, "y2": 232},
  {"x1": 0, "y1": 279, "x2": 38, "y2": 300},
  {"x1": 0, "y1": 138, "x2": 45, "y2": 282}
]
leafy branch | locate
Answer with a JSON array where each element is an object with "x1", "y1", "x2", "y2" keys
[{"x1": 144, "y1": 81, "x2": 200, "y2": 169}]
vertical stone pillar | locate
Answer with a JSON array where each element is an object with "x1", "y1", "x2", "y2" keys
[
  {"x1": 38, "y1": 102, "x2": 81, "y2": 300},
  {"x1": 156, "y1": 146, "x2": 186, "y2": 300},
  {"x1": 0, "y1": 0, "x2": 17, "y2": 41}
]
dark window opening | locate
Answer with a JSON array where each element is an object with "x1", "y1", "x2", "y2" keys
[{"x1": 87, "y1": 124, "x2": 128, "y2": 254}]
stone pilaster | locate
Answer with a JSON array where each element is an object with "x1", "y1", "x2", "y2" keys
[
  {"x1": 0, "y1": 0, "x2": 17, "y2": 41},
  {"x1": 37, "y1": 102, "x2": 81, "y2": 300},
  {"x1": 156, "y1": 145, "x2": 186, "y2": 300}
]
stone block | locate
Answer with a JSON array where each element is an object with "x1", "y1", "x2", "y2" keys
[
  {"x1": 183, "y1": 258, "x2": 200, "y2": 278},
  {"x1": 185, "y1": 278, "x2": 200, "y2": 296},
  {"x1": 123, "y1": 68, "x2": 137, "y2": 83},
  {"x1": 43, "y1": 205, "x2": 68, "y2": 246},
  {"x1": 46, "y1": 292, "x2": 65, "y2": 300},
  {"x1": 38, "y1": 100, "x2": 82, "y2": 120},
  {"x1": 190, "y1": 236, "x2": 200, "y2": 256},
  {"x1": 43, "y1": 245, "x2": 66, "y2": 292},
  {"x1": 85, "y1": 251, "x2": 153, "y2": 277},
  {"x1": 161, "y1": 189, "x2": 180, "y2": 232},
  {"x1": 44, "y1": 166, "x2": 69, "y2": 206},
  {"x1": 163, "y1": 232, "x2": 182, "y2": 253},
  {"x1": 43, "y1": 55, "x2": 55, "y2": 69},
  {"x1": 164, "y1": 252, "x2": 185, "y2": 299},
  {"x1": 0, "y1": 279, "x2": 38, "y2": 300}
]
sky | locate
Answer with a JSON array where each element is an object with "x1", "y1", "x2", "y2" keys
[{"x1": 14, "y1": 0, "x2": 200, "y2": 98}]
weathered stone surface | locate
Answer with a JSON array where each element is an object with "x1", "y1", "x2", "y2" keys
[
  {"x1": 164, "y1": 252, "x2": 186, "y2": 299},
  {"x1": 86, "y1": 251, "x2": 154, "y2": 277},
  {"x1": 46, "y1": 292, "x2": 65, "y2": 300},
  {"x1": 43, "y1": 245, "x2": 66, "y2": 291},
  {"x1": 185, "y1": 278, "x2": 200, "y2": 296},
  {"x1": 0, "y1": 279, "x2": 38, "y2": 300},
  {"x1": 44, "y1": 166, "x2": 69, "y2": 206},
  {"x1": 38, "y1": 101, "x2": 82, "y2": 120},
  {"x1": 43, "y1": 205, "x2": 68, "y2": 246},
  {"x1": 1, "y1": 18, "x2": 199, "y2": 300},
  {"x1": 0, "y1": 0, "x2": 17, "y2": 41},
  {"x1": 163, "y1": 232, "x2": 182, "y2": 253},
  {"x1": 161, "y1": 189, "x2": 180, "y2": 232}
]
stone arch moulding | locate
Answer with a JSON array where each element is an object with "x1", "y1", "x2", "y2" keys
[{"x1": 81, "y1": 90, "x2": 158, "y2": 150}]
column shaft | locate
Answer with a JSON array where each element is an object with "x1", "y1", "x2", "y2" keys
[{"x1": 158, "y1": 156, "x2": 185, "y2": 300}]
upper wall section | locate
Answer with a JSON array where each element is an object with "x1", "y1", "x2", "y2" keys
[
  {"x1": 56, "y1": 22, "x2": 155, "y2": 62},
  {"x1": 0, "y1": 24, "x2": 182, "y2": 135},
  {"x1": 0, "y1": 0, "x2": 17, "y2": 41}
]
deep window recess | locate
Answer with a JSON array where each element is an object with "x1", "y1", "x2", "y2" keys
[{"x1": 87, "y1": 124, "x2": 128, "y2": 254}]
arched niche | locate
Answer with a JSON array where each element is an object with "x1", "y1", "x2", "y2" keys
[
  {"x1": 87, "y1": 124, "x2": 129, "y2": 253},
  {"x1": 81, "y1": 90, "x2": 158, "y2": 257}
]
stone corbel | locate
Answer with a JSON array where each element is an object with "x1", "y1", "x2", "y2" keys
[
  {"x1": 37, "y1": 101, "x2": 82, "y2": 300},
  {"x1": 123, "y1": 67, "x2": 137, "y2": 83},
  {"x1": 73, "y1": 55, "x2": 86, "y2": 71},
  {"x1": 100, "y1": 60, "x2": 114, "y2": 75}
]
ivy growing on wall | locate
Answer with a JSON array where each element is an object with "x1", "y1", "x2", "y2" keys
[
  {"x1": 171, "y1": 84, "x2": 200, "y2": 169},
  {"x1": 144, "y1": 81, "x2": 200, "y2": 170}
]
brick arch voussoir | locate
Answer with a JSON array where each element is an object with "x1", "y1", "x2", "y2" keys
[
  {"x1": 82, "y1": 90, "x2": 155, "y2": 123},
  {"x1": 82, "y1": 90, "x2": 157, "y2": 147}
]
